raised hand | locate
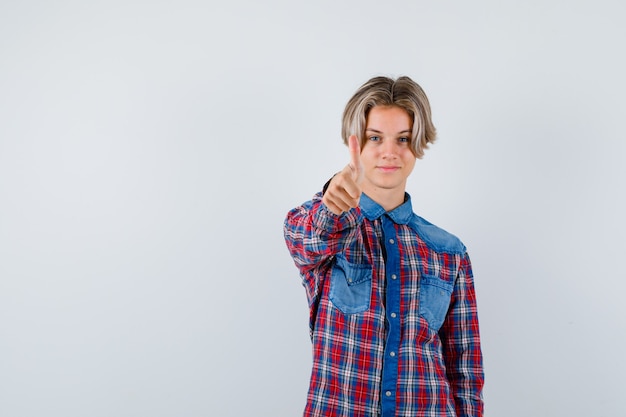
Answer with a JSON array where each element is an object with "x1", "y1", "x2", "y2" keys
[{"x1": 322, "y1": 135, "x2": 364, "y2": 215}]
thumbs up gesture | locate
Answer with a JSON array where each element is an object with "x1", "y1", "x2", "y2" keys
[{"x1": 322, "y1": 135, "x2": 364, "y2": 215}]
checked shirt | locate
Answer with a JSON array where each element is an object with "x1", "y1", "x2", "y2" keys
[{"x1": 284, "y1": 192, "x2": 484, "y2": 417}]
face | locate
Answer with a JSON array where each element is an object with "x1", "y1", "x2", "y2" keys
[{"x1": 360, "y1": 105, "x2": 416, "y2": 198}]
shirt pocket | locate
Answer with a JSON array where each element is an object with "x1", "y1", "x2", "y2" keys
[
  {"x1": 418, "y1": 274, "x2": 454, "y2": 332},
  {"x1": 329, "y1": 255, "x2": 372, "y2": 314}
]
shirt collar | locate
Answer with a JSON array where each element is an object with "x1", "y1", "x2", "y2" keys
[{"x1": 359, "y1": 192, "x2": 413, "y2": 224}]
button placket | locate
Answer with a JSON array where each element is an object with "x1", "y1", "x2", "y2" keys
[{"x1": 380, "y1": 215, "x2": 402, "y2": 417}]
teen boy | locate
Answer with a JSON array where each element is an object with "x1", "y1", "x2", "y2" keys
[{"x1": 283, "y1": 76, "x2": 484, "y2": 417}]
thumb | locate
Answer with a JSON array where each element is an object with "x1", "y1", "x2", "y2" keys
[{"x1": 348, "y1": 135, "x2": 363, "y2": 181}]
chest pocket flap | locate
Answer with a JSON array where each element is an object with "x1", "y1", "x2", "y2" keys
[
  {"x1": 418, "y1": 274, "x2": 454, "y2": 332},
  {"x1": 329, "y1": 255, "x2": 372, "y2": 315}
]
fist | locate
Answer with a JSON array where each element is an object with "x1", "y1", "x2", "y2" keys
[{"x1": 322, "y1": 135, "x2": 364, "y2": 215}]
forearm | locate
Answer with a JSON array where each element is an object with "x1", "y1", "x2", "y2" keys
[{"x1": 283, "y1": 192, "x2": 363, "y2": 273}]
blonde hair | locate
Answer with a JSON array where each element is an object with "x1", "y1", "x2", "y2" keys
[{"x1": 342, "y1": 76, "x2": 437, "y2": 159}]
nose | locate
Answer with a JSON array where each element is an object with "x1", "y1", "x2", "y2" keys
[{"x1": 381, "y1": 140, "x2": 399, "y2": 158}]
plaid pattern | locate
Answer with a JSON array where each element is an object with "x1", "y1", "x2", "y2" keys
[{"x1": 284, "y1": 192, "x2": 484, "y2": 417}]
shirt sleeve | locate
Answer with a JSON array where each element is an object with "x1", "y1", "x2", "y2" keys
[
  {"x1": 283, "y1": 192, "x2": 363, "y2": 307},
  {"x1": 439, "y1": 252, "x2": 485, "y2": 417}
]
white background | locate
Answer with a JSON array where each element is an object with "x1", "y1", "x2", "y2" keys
[{"x1": 1, "y1": 1, "x2": 625, "y2": 416}]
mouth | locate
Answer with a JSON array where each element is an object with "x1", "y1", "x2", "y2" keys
[{"x1": 377, "y1": 166, "x2": 400, "y2": 173}]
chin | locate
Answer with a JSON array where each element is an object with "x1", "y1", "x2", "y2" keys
[{"x1": 375, "y1": 182, "x2": 403, "y2": 190}]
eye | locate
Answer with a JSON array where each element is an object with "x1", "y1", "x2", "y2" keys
[
  {"x1": 398, "y1": 136, "x2": 410, "y2": 143},
  {"x1": 369, "y1": 135, "x2": 381, "y2": 142}
]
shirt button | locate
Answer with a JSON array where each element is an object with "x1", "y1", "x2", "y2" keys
[
  {"x1": 390, "y1": 312, "x2": 397, "y2": 318},
  {"x1": 390, "y1": 351, "x2": 396, "y2": 357},
  {"x1": 385, "y1": 391, "x2": 392, "y2": 397},
  {"x1": 391, "y1": 274, "x2": 397, "y2": 280},
  {"x1": 389, "y1": 238, "x2": 395, "y2": 244}
]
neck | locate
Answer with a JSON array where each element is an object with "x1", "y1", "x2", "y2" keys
[{"x1": 362, "y1": 184, "x2": 406, "y2": 212}]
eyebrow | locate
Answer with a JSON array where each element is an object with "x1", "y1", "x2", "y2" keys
[{"x1": 366, "y1": 128, "x2": 412, "y2": 134}]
